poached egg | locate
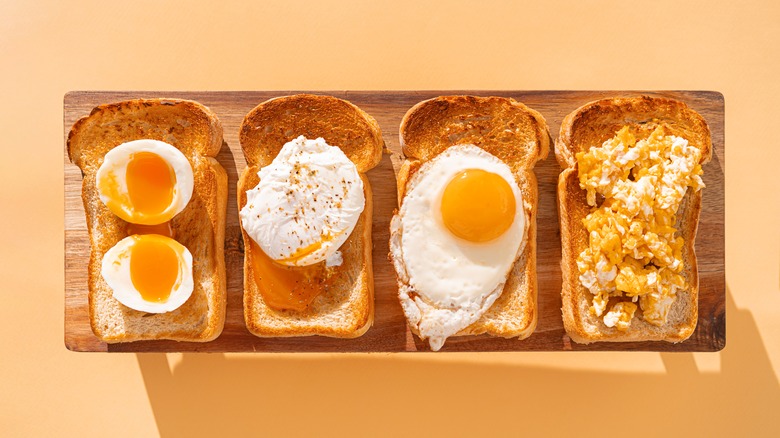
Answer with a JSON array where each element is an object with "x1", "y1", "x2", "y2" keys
[{"x1": 240, "y1": 136, "x2": 364, "y2": 267}]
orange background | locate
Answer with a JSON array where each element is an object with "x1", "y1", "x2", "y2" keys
[{"x1": 2, "y1": 0, "x2": 779, "y2": 436}]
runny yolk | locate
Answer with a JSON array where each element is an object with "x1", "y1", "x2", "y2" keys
[
  {"x1": 249, "y1": 240, "x2": 327, "y2": 311},
  {"x1": 126, "y1": 152, "x2": 175, "y2": 219},
  {"x1": 276, "y1": 234, "x2": 333, "y2": 266},
  {"x1": 127, "y1": 222, "x2": 174, "y2": 238},
  {"x1": 129, "y1": 236, "x2": 179, "y2": 303},
  {"x1": 440, "y1": 168, "x2": 516, "y2": 242}
]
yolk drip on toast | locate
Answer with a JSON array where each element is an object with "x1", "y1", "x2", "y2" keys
[
  {"x1": 250, "y1": 240, "x2": 330, "y2": 311},
  {"x1": 127, "y1": 222, "x2": 174, "y2": 238}
]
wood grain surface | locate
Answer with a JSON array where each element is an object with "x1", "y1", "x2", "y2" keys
[{"x1": 64, "y1": 90, "x2": 725, "y2": 352}]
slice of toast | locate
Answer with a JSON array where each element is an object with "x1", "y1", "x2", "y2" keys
[
  {"x1": 67, "y1": 98, "x2": 227, "y2": 343},
  {"x1": 238, "y1": 94, "x2": 383, "y2": 337},
  {"x1": 556, "y1": 96, "x2": 712, "y2": 343},
  {"x1": 391, "y1": 95, "x2": 550, "y2": 345}
]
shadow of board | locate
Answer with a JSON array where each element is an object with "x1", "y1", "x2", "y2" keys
[{"x1": 136, "y1": 289, "x2": 778, "y2": 437}]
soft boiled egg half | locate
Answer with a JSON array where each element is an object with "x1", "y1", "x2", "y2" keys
[
  {"x1": 102, "y1": 234, "x2": 194, "y2": 313},
  {"x1": 96, "y1": 139, "x2": 194, "y2": 225},
  {"x1": 391, "y1": 145, "x2": 527, "y2": 351}
]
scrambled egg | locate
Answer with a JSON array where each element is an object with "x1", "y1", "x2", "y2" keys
[{"x1": 575, "y1": 126, "x2": 704, "y2": 329}]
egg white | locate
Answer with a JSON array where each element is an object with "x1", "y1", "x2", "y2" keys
[
  {"x1": 391, "y1": 145, "x2": 527, "y2": 350},
  {"x1": 101, "y1": 234, "x2": 194, "y2": 314},
  {"x1": 240, "y1": 136, "x2": 364, "y2": 266},
  {"x1": 96, "y1": 139, "x2": 194, "y2": 225}
]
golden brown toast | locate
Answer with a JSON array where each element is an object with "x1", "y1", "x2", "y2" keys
[
  {"x1": 238, "y1": 94, "x2": 383, "y2": 337},
  {"x1": 67, "y1": 98, "x2": 227, "y2": 343},
  {"x1": 391, "y1": 95, "x2": 550, "y2": 345},
  {"x1": 556, "y1": 96, "x2": 712, "y2": 343}
]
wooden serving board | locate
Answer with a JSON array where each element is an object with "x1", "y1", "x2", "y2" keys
[{"x1": 64, "y1": 91, "x2": 725, "y2": 352}]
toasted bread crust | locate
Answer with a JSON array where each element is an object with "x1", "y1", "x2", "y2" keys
[
  {"x1": 238, "y1": 95, "x2": 382, "y2": 338},
  {"x1": 239, "y1": 94, "x2": 382, "y2": 172},
  {"x1": 556, "y1": 96, "x2": 711, "y2": 343},
  {"x1": 400, "y1": 95, "x2": 549, "y2": 173},
  {"x1": 392, "y1": 95, "x2": 550, "y2": 344},
  {"x1": 67, "y1": 98, "x2": 227, "y2": 343}
]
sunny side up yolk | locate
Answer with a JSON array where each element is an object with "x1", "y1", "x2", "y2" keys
[
  {"x1": 126, "y1": 151, "x2": 175, "y2": 220},
  {"x1": 249, "y1": 240, "x2": 327, "y2": 311},
  {"x1": 129, "y1": 236, "x2": 179, "y2": 303},
  {"x1": 440, "y1": 169, "x2": 516, "y2": 243}
]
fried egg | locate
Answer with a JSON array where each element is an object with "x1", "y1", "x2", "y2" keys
[
  {"x1": 96, "y1": 139, "x2": 194, "y2": 225},
  {"x1": 240, "y1": 136, "x2": 364, "y2": 267},
  {"x1": 101, "y1": 234, "x2": 194, "y2": 313},
  {"x1": 391, "y1": 145, "x2": 527, "y2": 351}
]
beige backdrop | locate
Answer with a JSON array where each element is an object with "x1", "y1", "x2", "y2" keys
[{"x1": 2, "y1": 0, "x2": 779, "y2": 436}]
